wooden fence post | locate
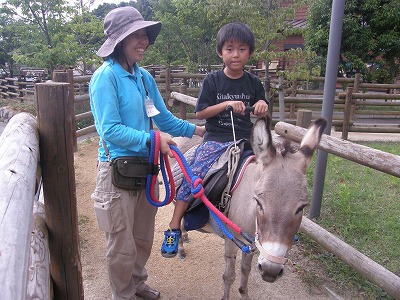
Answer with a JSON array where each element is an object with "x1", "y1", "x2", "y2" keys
[
  {"x1": 296, "y1": 109, "x2": 312, "y2": 128},
  {"x1": 52, "y1": 70, "x2": 78, "y2": 151},
  {"x1": 278, "y1": 76, "x2": 285, "y2": 121},
  {"x1": 351, "y1": 73, "x2": 361, "y2": 120},
  {"x1": 179, "y1": 79, "x2": 188, "y2": 120},
  {"x1": 67, "y1": 69, "x2": 77, "y2": 151},
  {"x1": 35, "y1": 82, "x2": 83, "y2": 300},
  {"x1": 264, "y1": 77, "x2": 273, "y2": 119},
  {"x1": 165, "y1": 67, "x2": 171, "y2": 109},
  {"x1": 342, "y1": 87, "x2": 354, "y2": 140},
  {"x1": 289, "y1": 79, "x2": 297, "y2": 119}
]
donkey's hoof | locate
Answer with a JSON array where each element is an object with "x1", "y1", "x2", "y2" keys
[{"x1": 178, "y1": 250, "x2": 186, "y2": 259}]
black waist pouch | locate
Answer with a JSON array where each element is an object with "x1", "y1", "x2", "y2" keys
[{"x1": 111, "y1": 156, "x2": 157, "y2": 190}]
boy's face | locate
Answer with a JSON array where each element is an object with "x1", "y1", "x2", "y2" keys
[{"x1": 217, "y1": 39, "x2": 251, "y2": 77}]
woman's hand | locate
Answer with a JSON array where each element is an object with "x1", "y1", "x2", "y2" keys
[
  {"x1": 159, "y1": 132, "x2": 176, "y2": 157},
  {"x1": 194, "y1": 125, "x2": 206, "y2": 137}
]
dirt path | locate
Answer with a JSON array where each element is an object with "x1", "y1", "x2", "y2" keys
[{"x1": 75, "y1": 137, "x2": 339, "y2": 300}]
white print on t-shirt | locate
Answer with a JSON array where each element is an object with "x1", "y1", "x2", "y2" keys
[
  {"x1": 218, "y1": 120, "x2": 232, "y2": 127},
  {"x1": 217, "y1": 93, "x2": 250, "y2": 101}
]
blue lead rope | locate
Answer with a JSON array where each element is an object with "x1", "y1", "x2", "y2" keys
[
  {"x1": 145, "y1": 130, "x2": 173, "y2": 207},
  {"x1": 209, "y1": 210, "x2": 252, "y2": 254}
]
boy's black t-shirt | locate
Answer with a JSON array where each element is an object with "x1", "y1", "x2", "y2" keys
[{"x1": 195, "y1": 70, "x2": 268, "y2": 143}]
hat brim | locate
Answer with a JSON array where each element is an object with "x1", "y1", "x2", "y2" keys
[{"x1": 96, "y1": 21, "x2": 161, "y2": 57}]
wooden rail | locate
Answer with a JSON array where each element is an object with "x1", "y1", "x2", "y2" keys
[
  {"x1": 301, "y1": 217, "x2": 400, "y2": 299},
  {"x1": 0, "y1": 113, "x2": 42, "y2": 300},
  {"x1": 2, "y1": 70, "x2": 399, "y2": 144}
]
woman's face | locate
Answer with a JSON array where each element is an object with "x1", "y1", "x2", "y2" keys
[{"x1": 122, "y1": 28, "x2": 149, "y2": 65}]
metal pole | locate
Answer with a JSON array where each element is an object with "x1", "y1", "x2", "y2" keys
[{"x1": 310, "y1": 0, "x2": 345, "y2": 219}]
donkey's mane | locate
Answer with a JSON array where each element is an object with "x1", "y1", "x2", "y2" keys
[{"x1": 274, "y1": 138, "x2": 298, "y2": 157}]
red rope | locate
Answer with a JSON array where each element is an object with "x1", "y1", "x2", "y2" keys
[{"x1": 170, "y1": 147, "x2": 242, "y2": 235}]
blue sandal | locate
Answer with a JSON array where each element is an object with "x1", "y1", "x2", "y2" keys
[
  {"x1": 293, "y1": 234, "x2": 299, "y2": 245},
  {"x1": 161, "y1": 228, "x2": 181, "y2": 258}
]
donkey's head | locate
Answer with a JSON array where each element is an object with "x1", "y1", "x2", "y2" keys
[{"x1": 250, "y1": 116, "x2": 326, "y2": 282}]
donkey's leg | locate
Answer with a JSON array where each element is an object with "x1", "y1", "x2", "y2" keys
[
  {"x1": 178, "y1": 219, "x2": 188, "y2": 259},
  {"x1": 238, "y1": 251, "x2": 254, "y2": 300},
  {"x1": 222, "y1": 239, "x2": 238, "y2": 300}
]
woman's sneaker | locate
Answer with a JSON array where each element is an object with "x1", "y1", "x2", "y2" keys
[{"x1": 161, "y1": 228, "x2": 181, "y2": 258}]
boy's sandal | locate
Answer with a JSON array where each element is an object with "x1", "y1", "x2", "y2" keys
[{"x1": 161, "y1": 228, "x2": 181, "y2": 258}]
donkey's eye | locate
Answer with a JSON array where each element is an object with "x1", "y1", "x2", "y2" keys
[
  {"x1": 295, "y1": 203, "x2": 308, "y2": 215},
  {"x1": 254, "y1": 197, "x2": 264, "y2": 213}
]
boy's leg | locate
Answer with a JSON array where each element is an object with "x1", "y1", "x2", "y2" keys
[
  {"x1": 169, "y1": 200, "x2": 188, "y2": 229},
  {"x1": 161, "y1": 200, "x2": 188, "y2": 258}
]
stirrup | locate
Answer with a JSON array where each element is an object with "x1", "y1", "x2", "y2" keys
[{"x1": 161, "y1": 228, "x2": 181, "y2": 258}]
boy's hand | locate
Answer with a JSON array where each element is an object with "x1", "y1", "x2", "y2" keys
[
  {"x1": 226, "y1": 101, "x2": 246, "y2": 114},
  {"x1": 253, "y1": 100, "x2": 269, "y2": 117}
]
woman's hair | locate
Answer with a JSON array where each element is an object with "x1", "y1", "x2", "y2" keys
[
  {"x1": 216, "y1": 22, "x2": 255, "y2": 54},
  {"x1": 108, "y1": 42, "x2": 124, "y2": 60}
]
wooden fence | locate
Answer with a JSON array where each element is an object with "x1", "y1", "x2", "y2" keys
[
  {"x1": 1, "y1": 73, "x2": 400, "y2": 299},
  {"x1": 0, "y1": 79, "x2": 84, "y2": 299},
  {"x1": 0, "y1": 77, "x2": 36, "y2": 101},
  {"x1": 1, "y1": 69, "x2": 400, "y2": 144}
]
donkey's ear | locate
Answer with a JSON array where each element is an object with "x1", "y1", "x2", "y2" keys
[
  {"x1": 251, "y1": 116, "x2": 276, "y2": 165},
  {"x1": 298, "y1": 118, "x2": 327, "y2": 166}
]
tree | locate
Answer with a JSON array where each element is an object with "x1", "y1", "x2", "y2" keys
[
  {"x1": 305, "y1": 0, "x2": 400, "y2": 82},
  {"x1": 57, "y1": 11, "x2": 104, "y2": 74},
  {"x1": 147, "y1": 0, "x2": 219, "y2": 71},
  {"x1": 204, "y1": 0, "x2": 317, "y2": 79},
  {"x1": 2, "y1": 0, "x2": 77, "y2": 74},
  {"x1": 0, "y1": 5, "x2": 20, "y2": 76}
]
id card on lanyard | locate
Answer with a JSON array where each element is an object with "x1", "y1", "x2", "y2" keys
[{"x1": 141, "y1": 74, "x2": 160, "y2": 117}]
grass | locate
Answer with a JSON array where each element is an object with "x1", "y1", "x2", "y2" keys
[
  {"x1": 303, "y1": 141, "x2": 400, "y2": 299},
  {"x1": 0, "y1": 98, "x2": 37, "y2": 115}
]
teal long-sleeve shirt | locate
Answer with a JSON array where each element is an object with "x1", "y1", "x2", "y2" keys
[{"x1": 89, "y1": 58, "x2": 195, "y2": 161}]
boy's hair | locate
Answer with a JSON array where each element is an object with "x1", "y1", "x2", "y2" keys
[{"x1": 216, "y1": 22, "x2": 255, "y2": 55}]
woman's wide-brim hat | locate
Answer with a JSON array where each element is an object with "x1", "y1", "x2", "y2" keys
[{"x1": 96, "y1": 6, "x2": 161, "y2": 57}]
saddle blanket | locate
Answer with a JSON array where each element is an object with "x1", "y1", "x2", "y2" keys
[{"x1": 172, "y1": 140, "x2": 255, "y2": 231}]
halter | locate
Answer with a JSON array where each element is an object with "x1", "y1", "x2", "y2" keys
[{"x1": 255, "y1": 220, "x2": 288, "y2": 265}]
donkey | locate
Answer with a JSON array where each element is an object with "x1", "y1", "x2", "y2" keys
[{"x1": 173, "y1": 116, "x2": 326, "y2": 300}]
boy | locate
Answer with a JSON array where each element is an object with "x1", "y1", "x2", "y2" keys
[{"x1": 161, "y1": 22, "x2": 269, "y2": 258}]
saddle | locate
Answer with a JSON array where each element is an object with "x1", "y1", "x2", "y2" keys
[{"x1": 179, "y1": 140, "x2": 254, "y2": 231}]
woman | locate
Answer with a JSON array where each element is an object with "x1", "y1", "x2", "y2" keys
[{"x1": 89, "y1": 6, "x2": 204, "y2": 300}]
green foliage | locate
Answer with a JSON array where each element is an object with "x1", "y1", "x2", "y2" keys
[
  {"x1": 1, "y1": 0, "x2": 398, "y2": 84},
  {"x1": 6, "y1": 0, "x2": 73, "y2": 70},
  {"x1": 305, "y1": 0, "x2": 400, "y2": 81},
  {"x1": 305, "y1": 142, "x2": 400, "y2": 298},
  {"x1": 60, "y1": 12, "x2": 104, "y2": 73},
  {"x1": 204, "y1": 0, "x2": 312, "y2": 75},
  {"x1": 148, "y1": 0, "x2": 219, "y2": 69}
]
